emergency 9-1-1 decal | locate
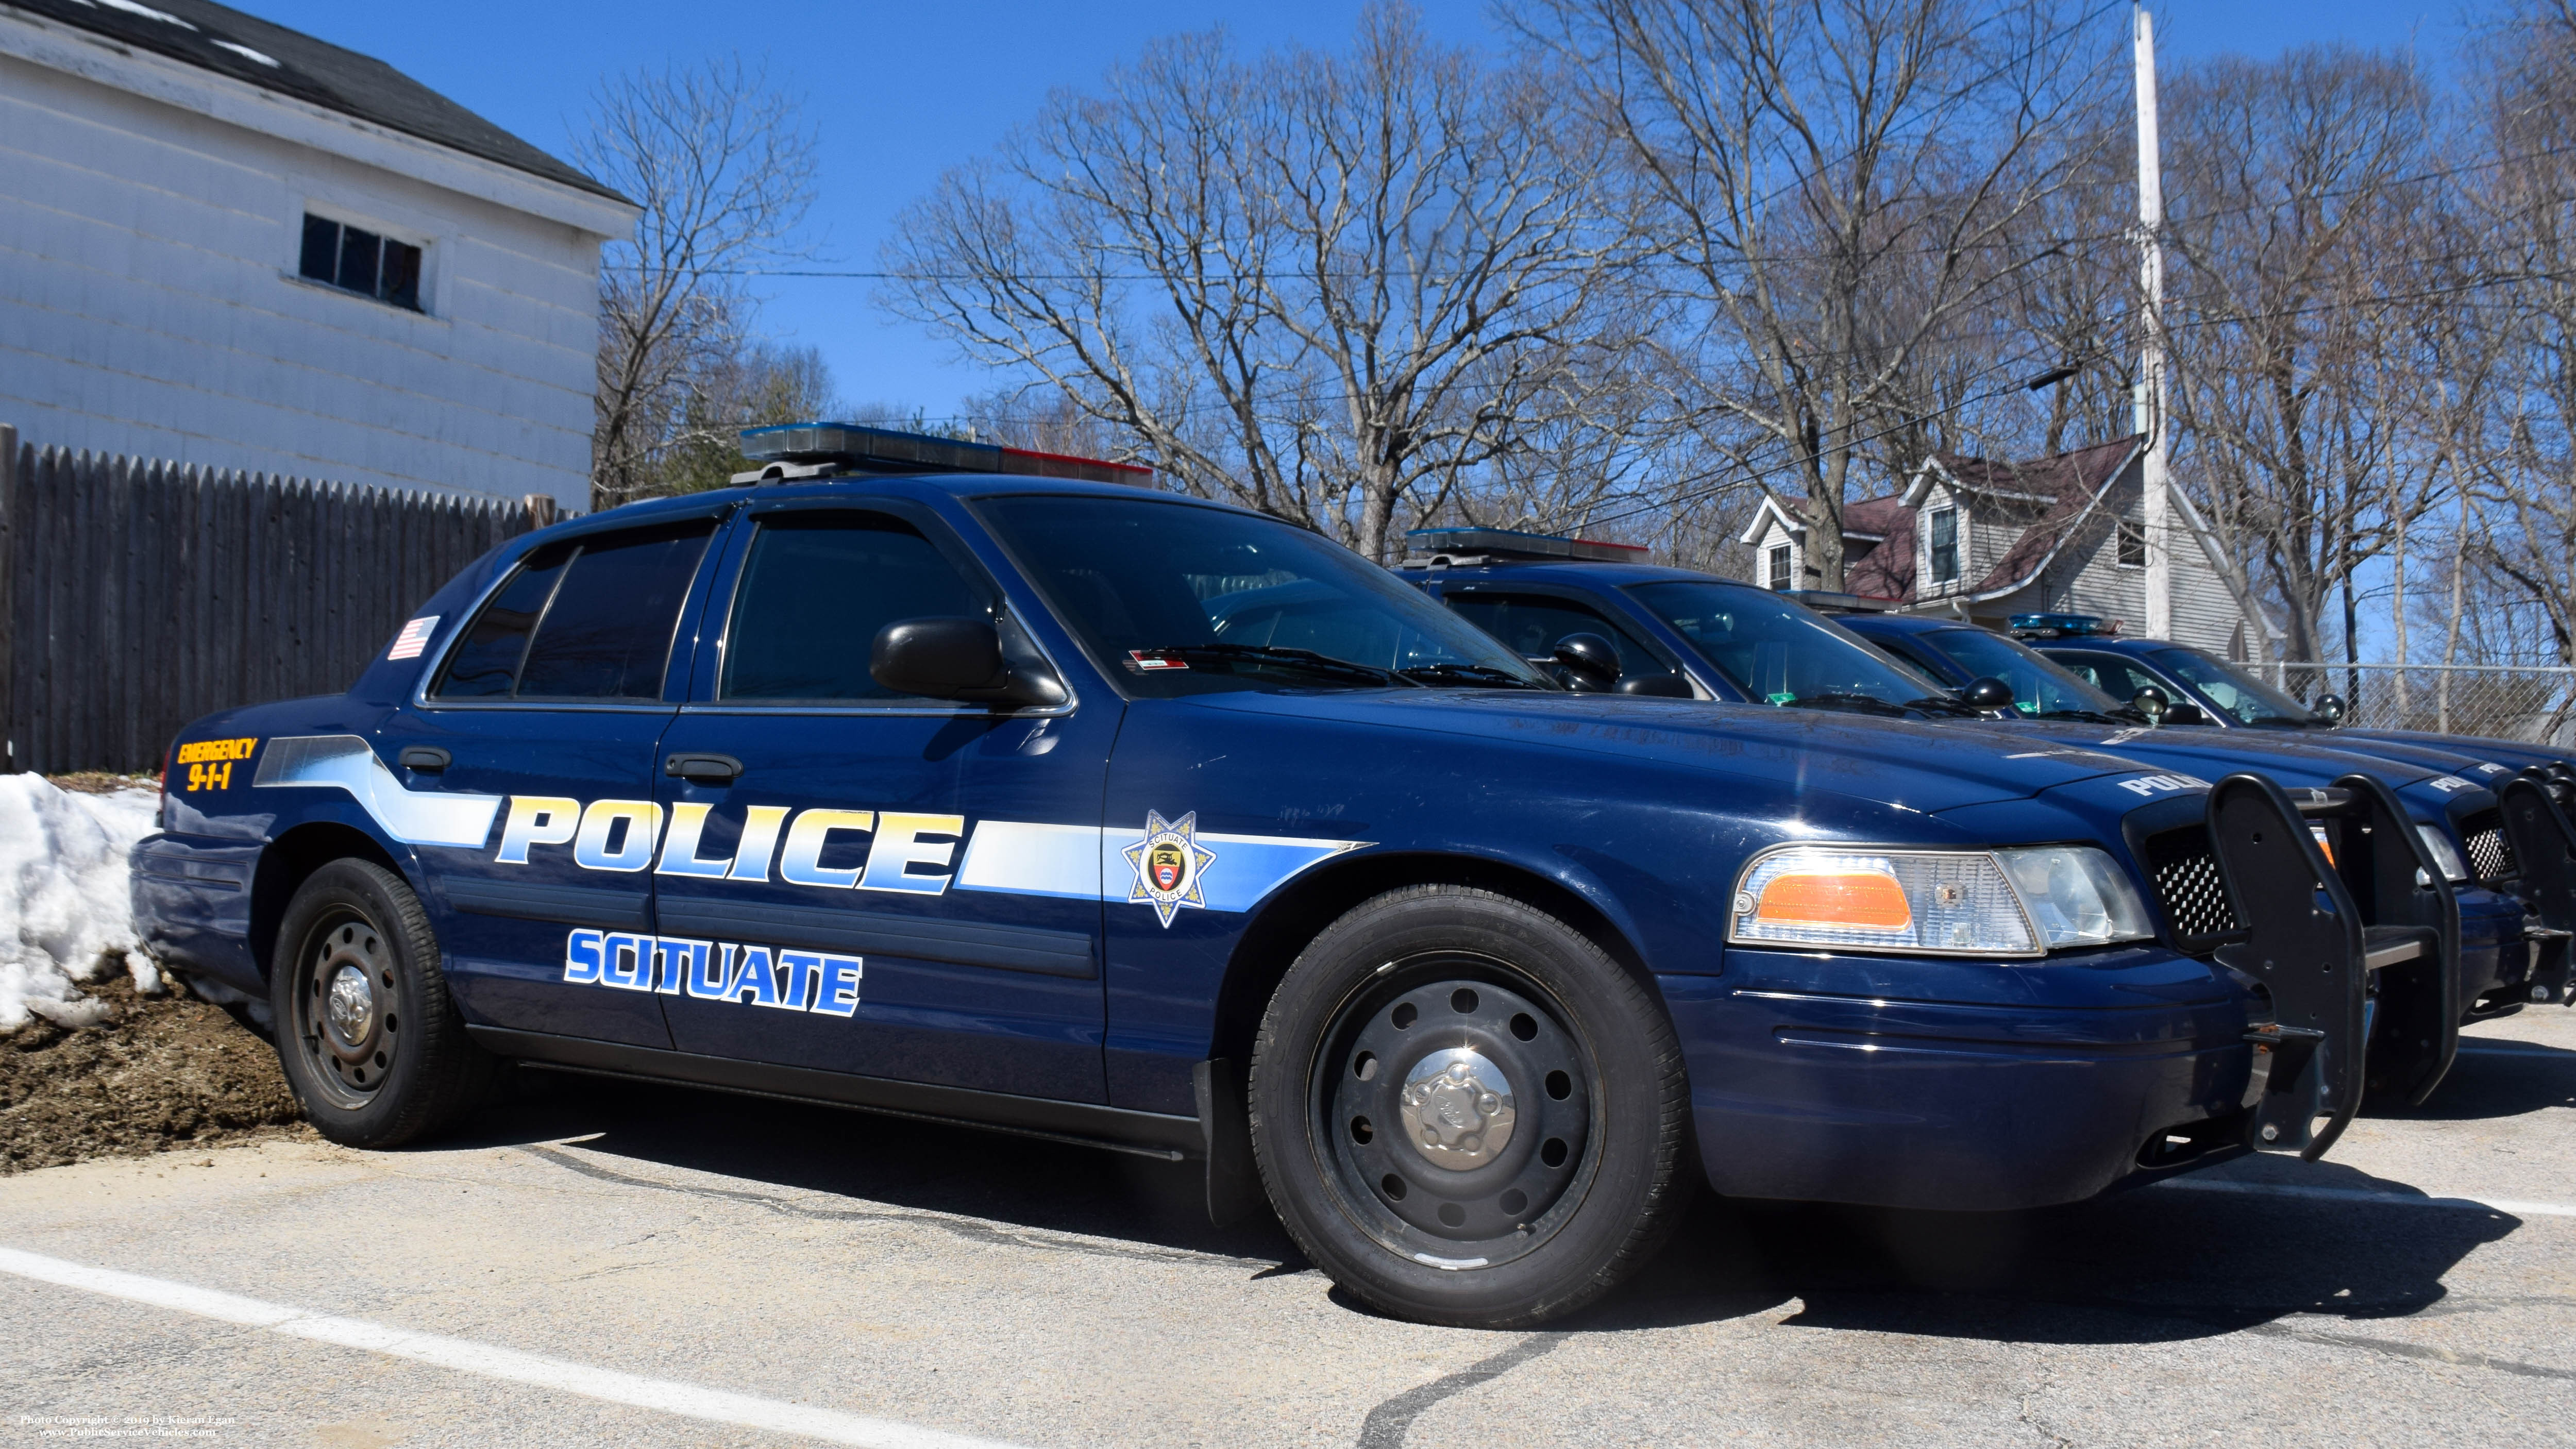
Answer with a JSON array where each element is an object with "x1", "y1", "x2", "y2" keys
[{"x1": 565, "y1": 929, "x2": 861, "y2": 1016}]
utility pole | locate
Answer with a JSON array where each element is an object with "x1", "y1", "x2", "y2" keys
[{"x1": 2134, "y1": 2, "x2": 2174, "y2": 641}]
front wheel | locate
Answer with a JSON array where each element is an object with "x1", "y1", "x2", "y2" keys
[
  {"x1": 1248, "y1": 885, "x2": 1692, "y2": 1327},
  {"x1": 269, "y1": 858, "x2": 492, "y2": 1148}
]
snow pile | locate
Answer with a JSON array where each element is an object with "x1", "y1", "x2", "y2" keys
[{"x1": 0, "y1": 776, "x2": 165, "y2": 1030}]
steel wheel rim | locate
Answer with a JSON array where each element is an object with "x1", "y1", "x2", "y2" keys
[
  {"x1": 1306, "y1": 951, "x2": 1601, "y2": 1271},
  {"x1": 293, "y1": 909, "x2": 398, "y2": 1110}
]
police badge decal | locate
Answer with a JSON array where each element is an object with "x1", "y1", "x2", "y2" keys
[{"x1": 1124, "y1": 810, "x2": 1219, "y2": 927}]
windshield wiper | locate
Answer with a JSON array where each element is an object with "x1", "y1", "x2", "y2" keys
[
  {"x1": 2034, "y1": 708, "x2": 2126, "y2": 724},
  {"x1": 1141, "y1": 643, "x2": 1418, "y2": 687},
  {"x1": 1396, "y1": 663, "x2": 1551, "y2": 690},
  {"x1": 1786, "y1": 690, "x2": 1912, "y2": 717},
  {"x1": 1905, "y1": 695, "x2": 1996, "y2": 719}
]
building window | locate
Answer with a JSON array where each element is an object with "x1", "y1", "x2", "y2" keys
[
  {"x1": 2117, "y1": 518, "x2": 2146, "y2": 568},
  {"x1": 1766, "y1": 542, "x2": 1792, "y2": 592},
  {"x1": 1929, "y1": 507, "x2": 1959, "y2": 584},
  {"x1": 299, "y1": 214, "x2": 423, "y2": 311}
]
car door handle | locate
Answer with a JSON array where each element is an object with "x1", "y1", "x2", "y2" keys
[
  {"x1": 397, "y1": 746, "x2": 450, "y2": 773},
  {"x1": 664, "y1": 752, "x2": 744, "y2": 785}
]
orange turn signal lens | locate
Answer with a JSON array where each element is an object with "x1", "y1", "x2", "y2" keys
[{"x1": 1754, "y1": 870, "x2": 1913, "y2": 932}]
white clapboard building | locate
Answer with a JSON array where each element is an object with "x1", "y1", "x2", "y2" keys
[
  {"x1": 0, "y1": 0, "x2": 636, "y2": 508},
  {"x1": 1739, "y1": 435, "x2": 2250, "y2": 657}
]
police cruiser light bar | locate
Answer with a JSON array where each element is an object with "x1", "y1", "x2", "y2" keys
[
  {"x1": 2009, "y1": 612, "x2": 2119, "y2": 638},
  {"x1": 732, "y1": 420, "x2": 1153, "y2": 486},
  {"x1": 1400, "y1": 527, "x2": 1652, "y2": 567}
]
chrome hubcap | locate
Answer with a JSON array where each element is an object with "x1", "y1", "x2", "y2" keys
[
  {"x1": 324, "y1": 964, "x2": 375, "y2": 1059},
  {"x1": 1399, "y1": 1048, "x2": 1517, "y2": 1168}
]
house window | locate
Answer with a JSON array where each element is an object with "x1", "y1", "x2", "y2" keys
[
  {"x1": 1929, "y1": 507, "x2": 1959, "y2": 585},
  {"x1": 2117, "y1": 518, "x2": 2146, "y2": 568},
  {"x1": 299, "y1": 214, "x2": 423, "y2": 311},
  {"x1": 1766, "y1": 543, "x2": 1792, "y2": 592}
]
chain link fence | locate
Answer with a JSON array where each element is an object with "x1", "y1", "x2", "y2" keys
[{"x1": 2271, "y1": 663, "x2": 2576, "y2": 746}]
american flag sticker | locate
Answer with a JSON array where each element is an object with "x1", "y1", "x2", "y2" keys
[{"x1": 388, "y1": 616, "x2": 439, "y2": 661}]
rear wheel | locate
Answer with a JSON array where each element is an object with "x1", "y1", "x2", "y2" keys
[
  {"x1": 269, "y1": 858, "x2": 491, "y2": 1148},
  {"x1": 1248, "y1": 885, "x2": 1692, "y2": 1327}
]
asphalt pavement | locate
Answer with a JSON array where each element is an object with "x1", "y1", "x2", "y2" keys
[{"x1": 7, "y1": 1005, "x2": 2576, "y2": 1448}]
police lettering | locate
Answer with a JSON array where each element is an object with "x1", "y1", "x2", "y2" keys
[{"x1": 499, "y1": 797, "x2": 963, "y2": 895}]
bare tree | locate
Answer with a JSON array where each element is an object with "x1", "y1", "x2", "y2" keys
[
  {"x1": 1521, "y1": 0, "x2": 2113, "y2": 589},
  {"x1": 2447, "y1": 3, "x2": 2576, "y2": 668},
  {"x1": 649, "y1": 342, "x2": 842, "y2": 495},
  {"x1": 882, "y1": 5, "x2": 1642, "y2": 560},
  {"x1": 2160, "y1": 45, "x2": 2456, "y2": 667},
  {"x1": 579, "y1": 57, "x2": 820, "y2": 509}
]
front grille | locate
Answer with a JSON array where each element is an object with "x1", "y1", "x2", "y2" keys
[
  {"x1": 2144, "y1": 825, "x2": 2241, "y2": 945},
  {"x1": 2462, "y1": 809, "x2": 2516, "y2": 880}
]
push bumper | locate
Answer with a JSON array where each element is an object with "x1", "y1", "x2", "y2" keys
[{"x1": 2499, "y1": 776, "x2": 2576, "y2": 1005}]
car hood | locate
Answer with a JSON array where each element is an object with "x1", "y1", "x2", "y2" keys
[
  {"x1": 2329, "y1": 728, "x2": 2565, "y2": 783},
  {"x1": 1997, "y1": 720, "x2": 2447, "y2": 790},
  {"x1": 1178, "y1": 690, "x2": 2162, "y2": 815}
]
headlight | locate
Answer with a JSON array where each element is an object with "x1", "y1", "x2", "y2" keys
[
  {"x1": 1994, "y1": 846, "x2": 2156, "y2": 949},
  {"x1": 2416, "y1": 824, "x2": 2469, "y2": 883},
  {"x1": 1730, "y1": 845, "x2": 2152, "y2": 958}
]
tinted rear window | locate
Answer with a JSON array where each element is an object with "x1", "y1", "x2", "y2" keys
[{"x1": 433, "y1": 522, "x2": 714, "y2": 701}]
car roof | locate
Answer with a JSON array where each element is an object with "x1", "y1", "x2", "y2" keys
[
  {"x1": 2031, "y1": 636, "x2": 2176, "y2": 656},
  {"x1": 1837, "y1": 613, "x2": 1952, "y2": 635},
  {"x1": 553, "y1": 473, "x2": 1266, "y2": 532},
  {"x1": 1402, "y1": 560, "x2": 1749, "y2": 588}
]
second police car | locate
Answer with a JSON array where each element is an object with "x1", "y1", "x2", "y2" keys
[
  {"x1": 1395, "y1": 529, "x2": 2576, "y2": 1074},
  {"x1": 137, "y1": 426, "x2": 2406, "y2": 1328}
]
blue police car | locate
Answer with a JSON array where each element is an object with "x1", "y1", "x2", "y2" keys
[
  {"x1": 2016, "y1": 617, "x2": 2576, "y2": 780},
  {"x1": 1395, "y1": 529, "x2": 2562, "y2": 1091},
  {"x1": 1834, "y1": 610, "x2": 2566, "y2": 1023},
  {"x1": 137, "y1": 428, "x2": 2392, "y2": 1328}
]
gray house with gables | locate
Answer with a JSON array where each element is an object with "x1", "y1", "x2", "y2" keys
[{"x1": 1738, "y1": 435, "x2": 2248, "y2": 656}]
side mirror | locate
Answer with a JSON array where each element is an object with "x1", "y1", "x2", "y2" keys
[
  {"x1": 1960, "y1": 676, "x2": 2015, "y2": 712},
  {"x1": 2166, "y1": 701, "x2": 2210, "y2": 726},
  {"x1": 2315, "y1": 692, "x2": 2347, "y2": 724},
  {"x1": 1551, "y1": 633, "x2": 1621, "y2": 692},
  {"x1": 1615, "y1": 673, "x2": 1694, "y2": 699},
  {"x1": 870, "y1": 617, "x2": 1062, "y2": 707},
  {"x1": 2132, "y1": 685, "x2": 2169, "y2": 724}
]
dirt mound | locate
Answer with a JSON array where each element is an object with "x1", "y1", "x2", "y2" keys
[{"x1": 1, "y1": 977, "x2": 309, "y2": 1173}]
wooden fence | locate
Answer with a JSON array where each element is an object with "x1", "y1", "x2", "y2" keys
[{"x1": 1, "y1": 425, "x2": 553, "y2": 774}]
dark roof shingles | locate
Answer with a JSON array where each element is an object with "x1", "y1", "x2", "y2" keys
[
  {"x1": 11, "y1": 0, "x2": 626, "y2": 203},
  {"x1": 1927, "y1": 435, "x2": 2143, "y2": 595}
]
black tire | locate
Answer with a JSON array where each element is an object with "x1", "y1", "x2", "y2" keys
[
  {"x1": 1248, "y1": 885, "x2": 1692, "y2": 1327},
  {"x1": 268, "y1": 858, "x2": 492, "y2": 1148}
]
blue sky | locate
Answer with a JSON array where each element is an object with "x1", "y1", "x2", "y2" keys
[{"x1": 245, "y1": 0, "x2": 2484, "y2": 419}]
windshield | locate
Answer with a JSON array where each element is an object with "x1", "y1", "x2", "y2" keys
[
  {"x1": 2154, "y1": 648, "x2": 2319, "y2": 727},
  {"x1": 1916, "y1": 628, "x2": 2128, "y2": 718},
  {"x1": 975, "y1": 495, "x2": 1552, "y2": 697},
  {"x1": 1627, "y1": 580, "x2": 1937, "y2": 710}
]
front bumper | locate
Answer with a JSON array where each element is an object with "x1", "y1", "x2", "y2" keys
[{"x1": 1667, "y1": 945, "x2": 2257, "y2": 1212}]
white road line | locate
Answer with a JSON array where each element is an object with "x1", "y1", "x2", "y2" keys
[
  {"x1": 2158, "y1": 1178, "x2": 2576, "y2": 1218},
  {"x1": 0, "y1": 1246, "x2": 1028, "y2": 1449}
]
